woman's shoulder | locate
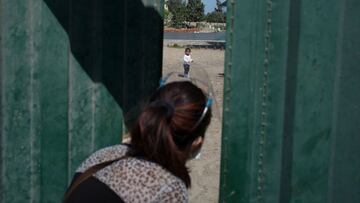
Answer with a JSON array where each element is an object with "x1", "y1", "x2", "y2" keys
[
  {"x1": 76, "y1": 144, "x2": 129, "y2": 173},
  {"x1": 156, "y1": 176, "x2": 188, "y2": 202},
  {"x1": 95, "y1": 157, "x2": 188, "y2": 202}
]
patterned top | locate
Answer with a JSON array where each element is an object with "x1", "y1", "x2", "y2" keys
[{"x1": 76, "y1": 144, "x2": 188, "y2": 203}]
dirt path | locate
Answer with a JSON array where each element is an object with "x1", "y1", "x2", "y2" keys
[{"x1": 163, "y1": 40, "x2": 224, "y2": 203}]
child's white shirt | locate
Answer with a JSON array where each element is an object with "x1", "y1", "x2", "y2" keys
[{"x1": 183, "y1": 54, "x2": 193, "y2": 64}]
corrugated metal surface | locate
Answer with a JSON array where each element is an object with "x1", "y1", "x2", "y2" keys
[
  {"x1": 220, "y1": 0, "x2": 360, "y2": 202},
  {"x1": 0, "y1": 0, "x2": 163, "y2": 202}
]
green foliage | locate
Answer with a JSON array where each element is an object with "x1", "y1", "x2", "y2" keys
[
  {"x1": 206, "y1": 11, "x2": 226, "y2": 23},
  {"x1": 167, "y1": 0, "x2": 182, "y2": 13},
  {"x1": 215, "y1": 0, "x2": 223, "y2": 12},
  {"x1": 168, "y1": 0, "x2": 187, "y2": 28},
  {"x1": 167, "y1": 0, "x2": 206, "y2": 27},
  {"x1": 186, "y1": 0, "x2": 205, "y2": 22},
  {"x1": 164, "y1": 9, "x2": 169, "y2": 19},
  {"x1": 164, "y1": 9, "x2": 172, "y2": 26},
  {"x1": 167, "y1": 43, "x2": 182, "y2": 48},
  {"x1": 205, "y1": 0, "x2": 226, "y2": 23}
]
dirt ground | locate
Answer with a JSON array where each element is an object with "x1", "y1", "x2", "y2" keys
[{"x1": 162, "y1": 40, "x2": 225, "y2": 203}]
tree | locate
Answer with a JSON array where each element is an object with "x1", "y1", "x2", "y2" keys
[
  {"x1": 164, "y1": 9, "x2": 173, "y2": 26},
  {"x1": 205, "y1": 0, "x2": 226, "y2": 23},
  {"x1": 186, "y1": 0, "x2": 205, "y2": 22},
  {"x1": 205, "y1": 11, "x2": 226, "y2": 23},
  {"x1": 215, "y1": 0, "x2": 223, "y2": 12},
  {"x1": 168, "y1": 0, "x2": 187, "y2": 28},
  {"x1": 167, "y1": 0, "x2": 183, "y2": 13}
]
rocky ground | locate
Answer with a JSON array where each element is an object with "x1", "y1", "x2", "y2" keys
[{"x1": 163, "y1": 40, "x2": 225, "y2": 203}]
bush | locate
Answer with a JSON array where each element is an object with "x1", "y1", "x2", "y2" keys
[
  {"x1": 186, "y1": 0, "x2": 205, "y2": 22},
  {"x1": 168, "y1": 0, "x2": 205, "y2": 28},
  {"x1": 168, "y1": 1, "x2": 187, "y2": 28},
  {"x1": 205, "y1": 11, "x2": 226, "y2": 23}
]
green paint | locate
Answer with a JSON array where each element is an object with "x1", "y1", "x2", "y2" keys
[
  {"x1": 1, "y1": 0, "x2": 34, "y2": 202},
  {"x1": 68, "y1": 55, "x2": 94, "y2": 181},
  {"x1": 220, "y1": 0, "x2": 360, "y2": 202},
  {"x1": 328, "y1": 0, "x2": 360, "y2": 202},
  {"x1": 290, "y1": 1, "x2": 339, "y2": 201},
  {"x1": 0, "y1": 0, "x2": 163, "y2": 202},
  {"x1": 36, "y1": 3, "x2": 70, "y2": 201}
]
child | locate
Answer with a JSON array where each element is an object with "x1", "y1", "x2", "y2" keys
[{"x1": 183, "y1": 48, "x2": 193, "y2": 78}]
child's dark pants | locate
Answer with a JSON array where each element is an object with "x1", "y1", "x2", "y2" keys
[{"x1": 183, "y1": 64, "x2": 190, "y2": 76}]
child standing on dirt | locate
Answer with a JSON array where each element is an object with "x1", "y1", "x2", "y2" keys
[{"x1": 183, "y1": 48, "x2": 193, "y2": 78}]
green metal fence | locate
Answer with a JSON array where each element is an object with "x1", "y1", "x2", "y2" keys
[
  {"x1": 220, "y1": 0, "x2": 360, "y2": 202},
  {"x1": 2, "y1": 0, "x2": 360, "y2": 202},
  {"x1": 0, "y1": 0, "x2": 163, "y2": 202}
]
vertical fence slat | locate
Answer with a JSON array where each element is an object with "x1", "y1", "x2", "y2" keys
[
  {"x1": 68, "y1": 55, "x2": 94, "y2": 179},
  {"x1": 289, "y1": 0, "x2": 340, "y2": 202},
  {"x1": 1, "y1": 1, "x2": 33, "y2": 201},
  {"x1": 67, "y1": 0, "x2": 103, "y2": 178},
  {"x1": 29, "y1": 0, "x2": 42, "y2": 202},
  {"x1": 328, "y1": 0, "x2": 360, "y2": 202},
  {"x1": 220, "y1": 0, "x2": 360, "y2": 202},
  {"x1": 38, "y1": 4, "x2": 70, "y2": 201},
  {"x1": 220, "y1": 0, "x2": 262, "y2": 202},
  {"x1": 1, "y1": 0, "x2": 163, "y2": 202},
  {"x1": 261, "y1": 1, "x2": 290, "y2": 202}
]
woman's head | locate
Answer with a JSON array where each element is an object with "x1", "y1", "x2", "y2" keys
[{"x1": 128, "y1": 81, "x2": 211, "y2": 187}]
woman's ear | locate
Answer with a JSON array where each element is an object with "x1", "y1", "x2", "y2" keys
[
  {"x1": 187, "y1": 136, "x2": 204, "y2": 160},
  {"x1": 191, "y1": 136, "x2": 204, "y2": 151}
]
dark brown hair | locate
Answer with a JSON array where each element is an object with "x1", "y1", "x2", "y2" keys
[
  {"x1": 63, "y1": 81, "x2": 211, "y2": 201},
  {"x1": 127, "y1": 81, "x2": 211, "y2": 187}
]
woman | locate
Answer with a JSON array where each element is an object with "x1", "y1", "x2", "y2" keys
[{"x1": 64, "y1": 80, "x2": 212, "y2": 202}]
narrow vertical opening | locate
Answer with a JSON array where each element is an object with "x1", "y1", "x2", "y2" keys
[{"x1": 162, "y1": 1, "x2": 226, "y2": 202}]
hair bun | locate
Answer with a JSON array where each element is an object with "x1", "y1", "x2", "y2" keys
[{"x1": 149, "y1": 100, "x2": 174, "y2": 119}]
